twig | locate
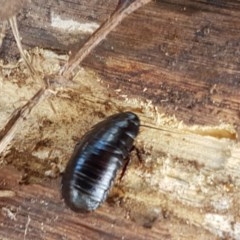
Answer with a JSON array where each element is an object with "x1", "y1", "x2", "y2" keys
[
  {"x1": 0, "y1": 12, "x2": 48, "y2": 153},
  {"x1": 0, "y1": 21, "x2": 7, "y2": 48},
  {"x1": 61, "y1": 0, "x2": 152, "y2": 79},
  {"x1": 9, "y1": 16, "x2": 47, "y2": 87},
  {"x1": 24, "y1": 215, "x2": 31, "y2": 240},
  {"x1": 9, "y1": 16, "x2": 36, "y2": 76},
  {"x1": 0, "y1": 88, "x2": 49, "y2": 153}
]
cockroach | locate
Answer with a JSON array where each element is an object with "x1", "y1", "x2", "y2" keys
[{"x1": 61, "y1": 111, "x2": 140, "y2": 212}]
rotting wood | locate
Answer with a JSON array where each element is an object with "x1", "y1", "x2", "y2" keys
[
  {"x1": 0, "y1": 0, "x2": 151, "y2": 155},
  {"x1": 0, "y1": 88, "x2": 48, "y2": 153},
  {"x1": 0, "y1": 167, "x2": 172, "y2": 240},
  {"x1": 0, "y1": 49, "x2": 239, "y2": 239},
  {"x1": 1, "y1": 0, "x2": 240, "y2": 134},
  {"x1": 0, "y1": 0, "x2": 240, "y2": 239},
  {"x1": 3, "y1": 0, "x2": 238, "y2": 135}
]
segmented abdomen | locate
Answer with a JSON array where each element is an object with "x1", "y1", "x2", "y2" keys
[{"x1": 61, "y1": 112, "x2": 140, "y2": 212}]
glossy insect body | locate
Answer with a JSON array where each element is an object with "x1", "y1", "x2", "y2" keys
[{"x1": 61, "y1": 112, "x2": 140, "y2": 212}]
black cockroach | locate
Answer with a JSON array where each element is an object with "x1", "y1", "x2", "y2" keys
[{"x1": 61, "y1": 111, "x2": 140, "y2": 212}]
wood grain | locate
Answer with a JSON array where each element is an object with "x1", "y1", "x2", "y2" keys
[
  {"x1": 0, "y1": 167, "x2": 171, "y2": 240},
  {"x1": 1, "y1": 0, "x2": 239, "y2": 133},
  {"x1": 0, "y1": 0, "x2": 240, "y2": 239},
  {"x1": 0, "y1": 50, "x2": 238, "y2": 239}
]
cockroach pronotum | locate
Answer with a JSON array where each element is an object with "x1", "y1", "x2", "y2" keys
[{"x1": 61, "y1": 112, "x2": 140, "y2": 212}]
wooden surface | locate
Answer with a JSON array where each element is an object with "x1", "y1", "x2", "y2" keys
[
  {"x1": 1, "y1": 0, "x2": 240, "y2": 133},
  {"x1": 0, "y1": 167, "x2": 171, "y2": 240},
  {"x1": 0, "y1": 0, "x2": 240, "y2": 239}
]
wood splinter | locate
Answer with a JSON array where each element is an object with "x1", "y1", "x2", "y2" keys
[{"x1": 0, "y1": 0, "x2": 38, "y2": 79}]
